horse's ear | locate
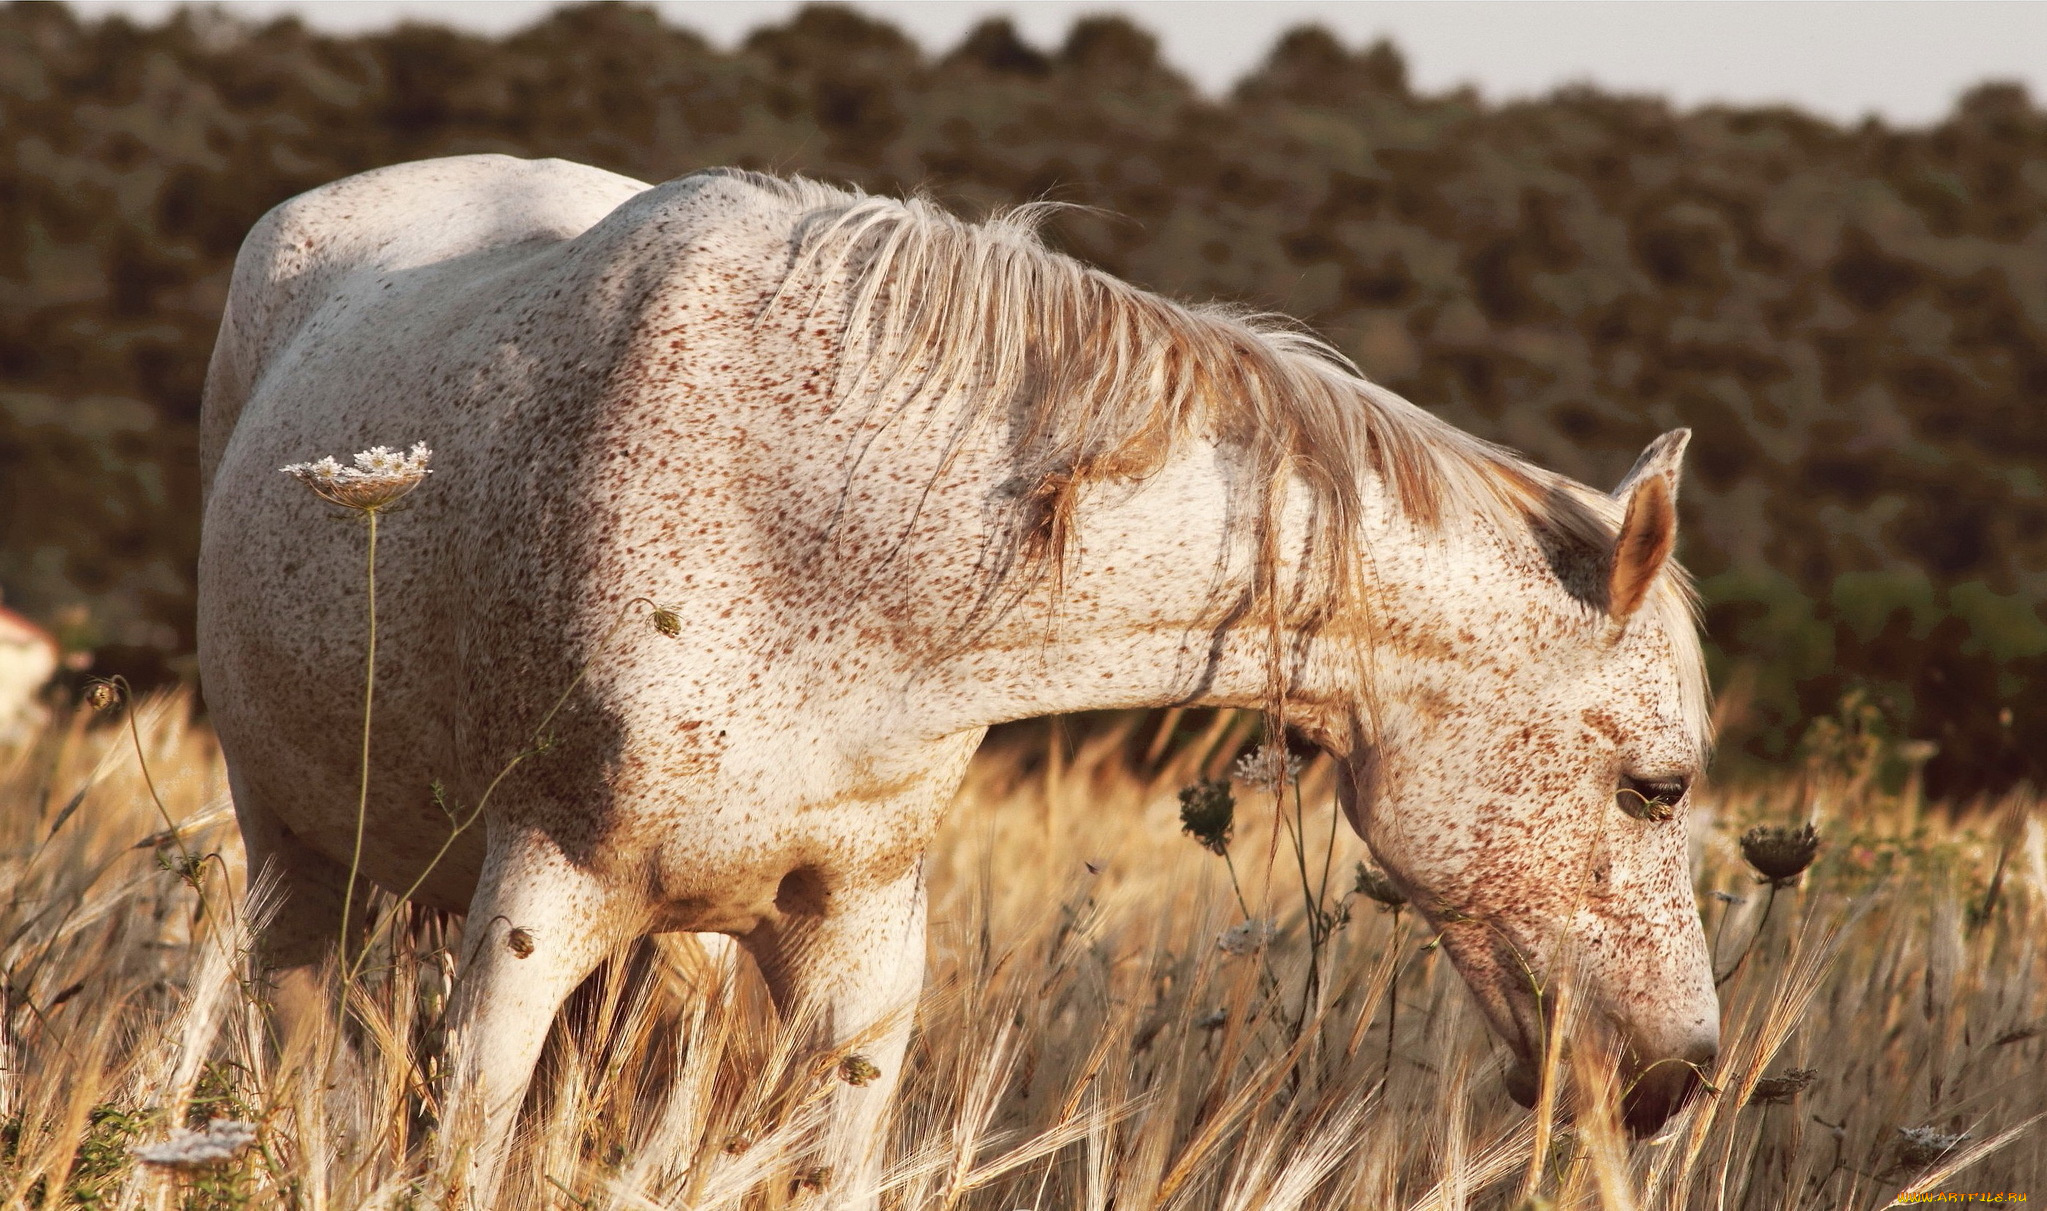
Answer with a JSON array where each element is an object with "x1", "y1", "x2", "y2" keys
[{"x1": 1608, "y1": 429, "x2": 1689, "y2": 623}]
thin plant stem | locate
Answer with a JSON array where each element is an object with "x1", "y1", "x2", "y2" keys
[
  {"x1": 1384, "y1": 905, "x2": 1402, "y2": 1086},
  {"x1": 1316, "y1": 792, "x2": 1339, "y2": 923},
  {"x1": 1217, "y1": 851, "x2": 1257, "y2": 924},
  {"x1": 337, "y1": 506, "x2": 380, "y2": 992},
  {"x1": 1715, "y1": 881, "x2": 1782, "y2": 987},
  {"x1": 1216, "y1": 848, "x2": 1289, "y2": 1006},
  {"x1": 1282, "y1": 776, "x2": 1324, "y2": 1025},
  {"x1": 113, "y1": 678, "x2": 241, "y2": 950},
  {"x1": 1310, "y1": 785, "x2": 1344, "y2": 1028},
  {"x1": 1518, "y1": 967, "x2": 1558, "y2": 1202}
]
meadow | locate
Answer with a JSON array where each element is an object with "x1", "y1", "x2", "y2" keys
[{"x1": 0, "y1": 693, "x2": 2040, "y2": 1209}]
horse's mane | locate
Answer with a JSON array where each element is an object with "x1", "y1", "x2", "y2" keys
[{"x1": 722, "y1": 169, "x2": 1708, "y2": 748}]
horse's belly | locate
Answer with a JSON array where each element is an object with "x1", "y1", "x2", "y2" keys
[
  {"x1": 212, "y1": 690, "x2": 487, "y2": 911},
  {"x1": 200, "y1": 510, "x2": 480, "y2": 909}
]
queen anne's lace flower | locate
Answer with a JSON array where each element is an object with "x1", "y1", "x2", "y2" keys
[
  {"x1": 1746, "y1": 1067, "x2": 1817, "y2": 1105},
  {"x1": 133, "y1": 1119, "x2": 258, "y2": 1169},
  {"x1": 1896, "y1": 1124, "x2": 1969, "y2": 1167},
  {"x1": 1217, "y1": 919, "x2": 1277, "y2": 956},
  {"x1": 281, "y1": 442, "x2": 433, "y2": 511},
  {"x1": 1231, "y1": 744, "x2": 1304, "y2": 793}
]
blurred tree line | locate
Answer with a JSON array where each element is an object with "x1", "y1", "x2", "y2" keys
[{"x1": 3, "y1": 1, "x2": 2045, "y2": 796}]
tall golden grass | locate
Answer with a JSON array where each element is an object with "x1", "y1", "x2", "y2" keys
[{"x1": 0, "y1": 695, "x2": 2040, "y2": 1209}]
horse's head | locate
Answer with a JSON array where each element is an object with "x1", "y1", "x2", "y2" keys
[{"x1": 1335, "y1": 429, "x2": 1715, "y2": 1133}]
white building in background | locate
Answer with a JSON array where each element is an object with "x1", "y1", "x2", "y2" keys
[{"x1": 0, "y1": 605, "x2": 57, "y2": 744}]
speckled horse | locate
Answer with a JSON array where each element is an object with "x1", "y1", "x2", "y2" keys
[{"x1": 199, "y1": 155, "x2": 1716, "y2": 1204}]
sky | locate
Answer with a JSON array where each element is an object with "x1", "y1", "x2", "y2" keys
[{"x1": 67, "y1": 1, "x2": 2047, "y2": 127}]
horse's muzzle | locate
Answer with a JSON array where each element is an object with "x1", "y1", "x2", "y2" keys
[
  {"x1": 1621, "y1": 1046, "x2": 1714, "y2": 1134},
  {"x1": 1499, "y1": 1036, "x2": 1715, "y2": 1135}
]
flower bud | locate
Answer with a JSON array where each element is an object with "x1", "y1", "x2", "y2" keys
[
  {"x1": 1740, "y1": 823, "x2": 1821, "y2": 886},
  {"x1": 1177, "y1": 778, "x2": 1235, "y2": 855},
  {"x1": 1353, "y1": 862, "x2": 1408, "y2": 910},
  {"x1": 838, "y1": 1055, "x2": 881, "y2": 1086}
]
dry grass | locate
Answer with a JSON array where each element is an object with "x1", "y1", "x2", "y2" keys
[{"x1": 0, "y1": 695, "x2": 2041, "y2": 1209}]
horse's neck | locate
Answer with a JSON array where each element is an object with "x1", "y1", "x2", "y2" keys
[{"x1": 914, "y1": 442, "x2": 1419, "y2": 740}]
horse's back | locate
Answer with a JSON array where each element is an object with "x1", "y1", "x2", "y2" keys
[{"x1": 200, "y1": 155, "x2": 650, "y2": 494}]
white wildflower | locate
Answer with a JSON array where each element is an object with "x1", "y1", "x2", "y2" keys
[
  {"x1": 1217, "y1": 919, "x2": 1277, "y2": 957},
  {"x1": 281, "y1": 441, "x2": 433, "y2": 511},
  {"x1": 1896, "y1": 1124, "x2": 1969, "y2": 1167},
  {"x1": 133, "y1": 1118, "x2": 258, "y2": 1169},
  {"x1": 1231, "y1": 744, "x2": 1304, "y2": 793}
]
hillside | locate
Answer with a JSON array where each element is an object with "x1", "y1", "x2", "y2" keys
[{"x1": 4, "y1": 2, "x2": 2045, "y2": 793}]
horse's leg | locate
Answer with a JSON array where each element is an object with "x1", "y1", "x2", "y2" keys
[
  {"x1": 439, "y1": 829, "x2": 639, "y2": 1208},
  {"x1": 740, "y1": 863, "x2": 927, "y2": 1208}
]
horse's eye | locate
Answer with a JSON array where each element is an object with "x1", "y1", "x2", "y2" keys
[{"x1": 1616, "y1": 773, "x2": 1688, "y2": 822}]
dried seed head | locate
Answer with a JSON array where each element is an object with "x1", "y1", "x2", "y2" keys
[
  {"x1": 1217, "y1": 919, "x2": 1276, "y2": 956},
  {"x1": 1231, "y1": 743, "x2": 1305, "y2": 793},
  {"x1": 1746, "y1": 1067, "x2": 1818, "y2": 1105},
  {"x1": 1353, "y1": 862, "x2": 1408, "y2": 910},
  {"x1": 133, "y1": 1119, "x2": 258, "y2": 1169},
  {"x1": 84, "y1": 681, "x2": 118, "y2": 712},
  {"x1": 838, "y1": 1054, "x2": 882, "y2": 1086},
  {"x1": 280, "y1": 442, "x2": 433, "y2": 512},
  {"x1": 1741, "y1": 823, "x2": 1821, "y2": 886},
  {"x1": 1616, "y1": 785, "x2": 1679, "y2": 822},
  {"x1": 158, "y1": 850, "x2": 207, "y2": 887},
  {"x1": 1178, "y1": 778, "x2": 1235, "y2": 856},
  {"x1": 651, "y1": 607, "x2": 683, "y2": 638},
  {"x1": 505, "y1": 927, "x2": 535, "y2": 958},
  {"x1": 792, "y1": 1166, "x2": 832, "y2": 1194},
  {"x1": 1896, "y1": 1124, "x2": 1969, "y2": 1167}
]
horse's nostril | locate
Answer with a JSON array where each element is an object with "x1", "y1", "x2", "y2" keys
[
  {"x1": 1622, "y1": 1059, "x2": 1708, "y2": 1135},
  {"x1": 1503, "y1": 1059, "x2": 1539, "y2": 1108}
]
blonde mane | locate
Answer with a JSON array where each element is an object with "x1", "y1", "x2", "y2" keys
[{"x1": 729, "y1": 170, "x2": 1709, "y2": 748}]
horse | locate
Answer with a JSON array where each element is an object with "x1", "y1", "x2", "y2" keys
[{"x1": 198, "y1": 154, "x2": 1716, "y2": 1204}]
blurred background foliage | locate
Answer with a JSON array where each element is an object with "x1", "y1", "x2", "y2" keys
[{"x1": 2, "y1": 1, "x2": 2044, "y2": 798}]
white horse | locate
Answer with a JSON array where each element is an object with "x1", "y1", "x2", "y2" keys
[{"x1": 199, "y1": 155, "x2": 1716, "y2": 1203}]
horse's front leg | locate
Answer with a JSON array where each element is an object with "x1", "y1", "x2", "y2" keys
[
  {"x1": 740, "y1": 861, "x2": 927, "y2": 1208},
  {"x1": 439, "y1": 827, "x2": 641, "y2": 1208}
]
